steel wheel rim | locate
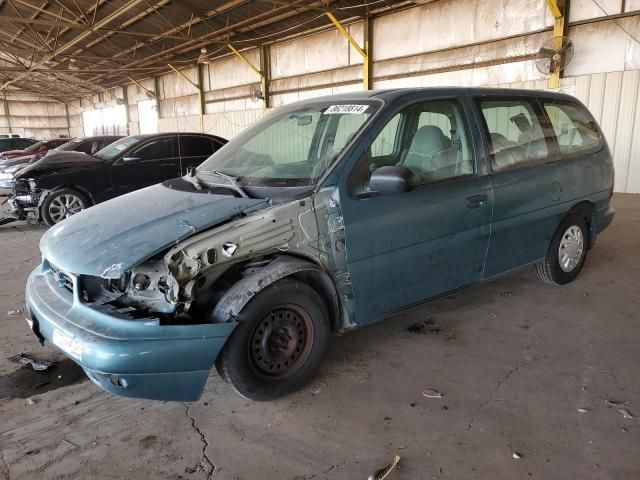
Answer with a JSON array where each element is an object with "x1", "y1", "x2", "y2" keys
[
  {"x1": 248, "y1": 304, "x2": 314, "y2": 380},
  {"x1": 48, "y1": 193, "x2": 84, "y2": 223},
  {"x1": 558, "y1": 225, "x2": 584, "y2": 272}
]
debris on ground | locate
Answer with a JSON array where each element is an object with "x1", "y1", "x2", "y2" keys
[
  {"x1": 9, "y1": 353, "x2": 54, "y2": 371},
  {"x1": 577, "y1": 408, "x2": 589, "y2": 413},
  {"x1": 605, "y1": 399, "x2": 630, "y2": 406},
  {"x1": 407, "y1": 317, "x2": 442, "y2": 334},
  {"x1": 422, "y1": 389, "x2": 443, "y2": 399},
  {"x1": 368, "y1": 455, "x2": 400, "y2": 480},
  {"x1": 618, "y1": 408, "x2": 634, "y2": 419},
  {"x1": 310, "y1": 382, "x2": 327, "y2": 395},
  {"x1": 497, "y1": 291, "x2": 514, "y2": 297},
  {"x1": 7, "y1": 308, "x2": 23, "y2": 315},
  {"x1": 26, "y1": 398, "x2": 36, "y2": 405},
  {"x1": 512, "y1": 452, "x2": 522, "y2": 459}
]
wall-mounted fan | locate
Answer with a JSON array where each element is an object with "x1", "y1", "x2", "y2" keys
[
  {"x1": 536, "y1": 36, "x2": 574, "y2": 75},
  {"x1": 249, "y1": 83, "x2": 264, "y2": 103}
]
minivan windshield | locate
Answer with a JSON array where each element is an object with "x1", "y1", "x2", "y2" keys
[
  {"x1": 94, "y1": 136, "x2": 142, "y2": 161},
  {"x1": 198, "y1": 101, "x2": 380, "y2": 186}
]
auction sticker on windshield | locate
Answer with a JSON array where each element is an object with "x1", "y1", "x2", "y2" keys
[{"x1": 324, "y1": 104, "x2": 369, "y2": 114}]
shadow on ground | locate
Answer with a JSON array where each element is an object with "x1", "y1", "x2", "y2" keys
[{"x1": 0, "y1": 357, "x2": 87, "y2": 399}]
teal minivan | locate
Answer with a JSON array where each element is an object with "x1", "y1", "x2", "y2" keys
[{"x1": 24, "y1": 88, "x2": 614, "y2": 401}]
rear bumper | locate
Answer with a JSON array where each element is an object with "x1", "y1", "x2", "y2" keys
[
  {"x1": 595, "y1": 205, "x2": 615, "y2": 234},
  {"x1": 24, "y1": 265, "x2": 237, "y2": 401}
]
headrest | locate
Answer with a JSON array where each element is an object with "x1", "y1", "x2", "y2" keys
[{"x1": 409, "y1": 125, "x2": 451, "y2": 156}]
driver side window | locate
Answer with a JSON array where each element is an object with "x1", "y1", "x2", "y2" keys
[
  {"x1": 134, "y1": 137, "x2": 175, "y2": 161},
  {"x1": 365, "y1": 99, "x2": 474, "y2": 184}
]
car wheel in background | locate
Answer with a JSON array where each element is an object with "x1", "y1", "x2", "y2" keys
[{"x1": 41, "y1": 188, "x2": 89, "y2": 227}]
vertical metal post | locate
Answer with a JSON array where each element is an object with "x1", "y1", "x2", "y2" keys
[
  {"x1": 260, "y1": 44, "x2": 270, "y2": 109},
  {"x1": 197, "y1": 63, "x2": 206, "y2": 132},
  {"x1": 64, "y1": 101, "x2": 71, "y2": 138},
  {"x1": 122, "y1": 85, "x2": 131, "y2": 136},
  {"x1": 363, "y1": 16, "x2": 372, "y2": 91},
  {"x1": 3, "y1": 91, "x2": 12, "y2": 133},
  {"x1": 546, "y1": 0, "x2": 570, "y2": 89},
  {"x1": 154, "y1": 75, "x2": 162, "y2": 121}
]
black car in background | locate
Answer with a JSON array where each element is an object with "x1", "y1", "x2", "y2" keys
[
  {"x1": 0, "y1": 135, "x2": 123, "y2": 193},
  {"x1": 0, "y1": 137, "x2": 37, "y2": 154},
  {"x1": 10, "y1": 132, "x2": 227, "y2": 226}
]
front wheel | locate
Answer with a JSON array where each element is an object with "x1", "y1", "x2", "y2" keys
[
  {"x1": 41, "y1": 188, "x2": 89, "y2": 226},
  {"x1": 215, "y1": 279, "x2": 330, "y2": 401},
  {"x1": 536, "y1": 213, "x2": 589, "y2": 285}
]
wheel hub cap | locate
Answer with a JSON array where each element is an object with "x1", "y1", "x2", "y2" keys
[
  {"x1": 249, "y1": 305, "x2": 313, "y2": 379},
  {"x1": 558, "y1": 225, "x2": 584, "y2": 272},
  {"x1": 48, "y1": 194, "x2": 84, "y2": 223}
]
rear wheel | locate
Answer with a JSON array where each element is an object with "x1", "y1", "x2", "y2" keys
[
  {"x1": 41, "y1": 188, "x2": 89, "y2": 226},
  {"x1": 536, "y1": 213, "x2": 589, "y2": 285},
  {"x1": 215, "y1": 279, "x2": 329, "y2": 401}
]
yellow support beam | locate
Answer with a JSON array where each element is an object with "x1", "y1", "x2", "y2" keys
[
  {"x1": 128, "y1": 76, "x2": 155, "y2": 98},
  {"x1": 545, "y1": 0, "x2": 562, "y2": 18},
  {"x1": 326, "y1": 11, "x2": 370, "y2": 90},
  {"x1": 227, "y1": 44, "x2": 263, "y2": 78},
  {"x1": 167, "y1": 63, "x2": 204, "y2": 132},
  {"x1": 544, "y1": 0, "x2": 568, "y2": 89}
]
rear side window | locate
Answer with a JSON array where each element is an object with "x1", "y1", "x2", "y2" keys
[
  {"x1": 180, "y1": 135, "x2": 214, "y2": 157},
  {"x1": 543, "y1": 102, "x2": 602, "y2": 156},
  {"x1": 478, "y1": 99, "x2": 549, "y2": 172}
]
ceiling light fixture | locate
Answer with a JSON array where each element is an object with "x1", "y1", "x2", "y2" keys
[{"x1": 197, "y1": 48, "x2": 210, "y2": 65}]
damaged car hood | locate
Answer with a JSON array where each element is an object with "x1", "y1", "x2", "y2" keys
[{"x1": 40, "y1": 182, "x2": 269, "y2": 277}]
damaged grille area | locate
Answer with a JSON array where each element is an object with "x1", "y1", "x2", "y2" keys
[
  {"x1": 49, "y1": 264, "x2": 73, "y2": 293},
  {"x1": 80, "y1": 275, "x2": 159, "y2": 321}
]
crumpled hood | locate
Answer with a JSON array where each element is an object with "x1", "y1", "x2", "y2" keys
[{"x1": 40, "y1": 182, "x2": 269, "y2": 277}]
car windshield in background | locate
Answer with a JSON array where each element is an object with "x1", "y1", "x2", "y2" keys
[
  {"x1": 94, "y1": 136, "x2": 142, "y2": 161},
  {"x1": 24, "y1": 141, "x2": 44, "y2": 152},
  {"x1": 198, "y1": 101, "x2": 380, "y2": 186},
  {"x1": 55, "y1": 139, "x2": 84, "y2": 151}
]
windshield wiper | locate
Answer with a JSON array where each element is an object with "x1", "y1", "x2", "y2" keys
[
  {"x1": 204, "y1": 170, "x2": 249, "y2": 198},
  {"x1": 183, "y1": 169, "x2": 203, "y2": 190}
]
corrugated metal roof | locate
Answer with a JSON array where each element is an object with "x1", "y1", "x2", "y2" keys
[{"x1": 0, "y1": 0, "x2": 418, "y2": 100}]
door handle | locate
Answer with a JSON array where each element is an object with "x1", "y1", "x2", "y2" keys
[{"x1": 465, "y1": 194, "x2": 488, "y2": 209}]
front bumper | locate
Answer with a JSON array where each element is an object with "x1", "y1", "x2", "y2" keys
[{"x1": 24, "y1": 264, "x2": 237, "y2": 401}]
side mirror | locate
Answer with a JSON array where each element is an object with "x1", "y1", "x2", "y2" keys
[
  {"x1": 368, "y1": 166, "x2": 413, "y2": 195},
  {"x1": 122, "y1": 155, "x2": 140, "y2": 163}
]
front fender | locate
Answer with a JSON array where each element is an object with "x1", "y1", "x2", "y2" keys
[{"x1": 212, "y1": 256, "x2": 340, "y2": 329}]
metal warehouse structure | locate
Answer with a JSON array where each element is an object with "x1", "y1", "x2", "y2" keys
[{"x1": 1, "y1": 0, "x2": 640, "y2": 192}]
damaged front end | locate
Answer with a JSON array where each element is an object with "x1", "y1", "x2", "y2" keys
[
  {"x1": 24, "y1": 180, "x2": 355, "y2": 401},
  {"x1": 7, "y1": 177, "x2": 44, "y2": 221}
]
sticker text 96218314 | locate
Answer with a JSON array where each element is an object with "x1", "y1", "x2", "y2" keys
[{"x1": 323, "y1": 105, "x2": 369, "y2": 115}]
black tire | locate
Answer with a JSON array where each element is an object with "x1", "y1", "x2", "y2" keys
[
  {"x1": 536, "y1": 213, "x2": 589, "y2": 285},
  {"x1": 41, "y1": 188, "x2": 89, "y2": 227},
  {"x1": 215, "y1": 278, "x2": 330, "y2": 401}
]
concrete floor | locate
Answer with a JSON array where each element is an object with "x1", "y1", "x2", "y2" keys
[{"x1": 1, "y1": 195, "x2": 639, "y2": 480}]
